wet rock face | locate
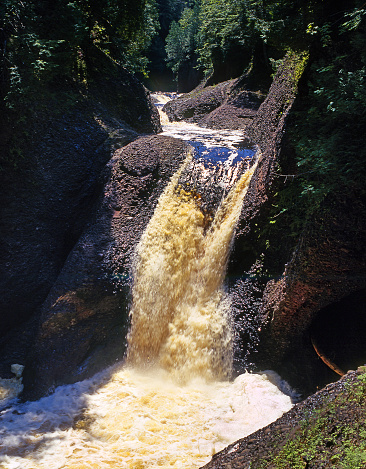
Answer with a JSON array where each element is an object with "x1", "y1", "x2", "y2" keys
[
  {"x1": 176, "y1": 58, "x2": 204, "y2": 93},
  {"x1": 0, "y1": 61, "x2": 160, "y2": 378},
  {"x1": 177, "y1": 148, "x2": 256, "y2": 220},
  {"x1": 161, "y1": 52, "x2": 342, "y2": 394},
  {"x1": 255, "y1": 194, "x2": 366, "y2": 392},
  {"x1": 0, "y1": 109, "x2": 120, "y2": 358},
  {"x1": 22, "y1": 136, "x2": 188, "y2": 400}
]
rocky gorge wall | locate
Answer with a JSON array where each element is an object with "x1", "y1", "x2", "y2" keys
[
  {"x1": 162, "y1": 49, "x2": 366, "y2": 398},
  {"x1": 163, "y1": 78, "x2": 264, "y2": 130},
  {"x1": 230, "y1": 50, "x2": 366, "y2": 394},
  {"x1": 0, "y1": 52, "x2": 161, "y2": 386}
]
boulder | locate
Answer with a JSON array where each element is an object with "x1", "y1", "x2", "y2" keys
[{"x1": 22, "y1": 136, "x2": 189, "y2": 400}]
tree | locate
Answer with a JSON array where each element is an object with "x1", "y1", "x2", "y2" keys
[
  {"x1": 165, "y1": 1, "x2": 202, "y2": 90},
  {"x1": 163, "y1": 0, "x2": 334, "y2": 85},
  {"x1": 197, "y1": 0, "x2": 252, "y2": 78},
  {"x1": 291, "y1": 3, "x2": 366, "y2": 207},
  {"x1": 261, "y1": 1, "x2": 366, "y2": 244},
  {"x1": 166, "y1": 5, "x2": 199, "y2": 74},
  {"x1": 0, "y1": 0, "x2": 158, "y2": 101}
]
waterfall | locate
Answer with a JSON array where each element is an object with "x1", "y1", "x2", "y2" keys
[
  {"x1": 127, "y1": 154, "x2": 257, "y2": 383},
  {"x1": 0, "y1": 102, "x2": 294, "y2": 469}
]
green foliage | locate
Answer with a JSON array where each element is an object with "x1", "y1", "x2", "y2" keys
[
  {"x1": 341, "y1": 7, "x2": 366, "y2": 33},
  {"x1": 257, "y1": 372, "x2": 366, "y2": 469},
  {"x1": 289, "y1": 3, "x2": 366, "y2": 214},
  {"x1": 157, "y1": 0, "x2": 189, "y2": 34},
  {"x1": 252, "y1": 1, "x2": 366, "y2": 248},
  {"x1": 165, "y1": 3, "x2": 200, "y2": 75},
  {"x1": 0, "y1": 0, "x2": 159, "y2": 169},
  {"x1": 0, "y1": 0, "x2": 159, "y2": 100},
  {"x1": 115, "y1": 0, "x2": 160, "y2": 75},
  {"x1": 197, "y1": 0, "x2": 252, "y2": 73},
  {"x1": 164, "y1": 0, "x2": 321, "y2": 82},
  {"x1": 144, "y1": 0, "x2": 191, "y2": 88}
]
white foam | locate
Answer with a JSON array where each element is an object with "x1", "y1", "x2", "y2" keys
[{"x1": 0, "y1": 367, "x2": 293, "y2": 469}]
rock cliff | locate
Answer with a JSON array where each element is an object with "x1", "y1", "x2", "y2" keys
[
  {"x1": 160, "y1": 49, "x2": 366, "y2": 396},
  {"x1": 0, "y1": 54, "x2": 161, "y2": 382},
  {"x1": 229, "y1": 50, "x2": 366, "y2": 394}
]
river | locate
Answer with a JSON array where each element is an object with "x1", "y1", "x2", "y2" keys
[{"x1": 0, "y1": 93, "x2": 294, "y2": 469}]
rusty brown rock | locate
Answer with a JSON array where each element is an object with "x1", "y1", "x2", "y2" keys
[
  {"x1": 229, "y1": 50, "x2": 366, "y2": 394},
  {"x1": 238, "y1": 51, "x2": 309, "y2": 232},
  {"x1": 259, "y1": 193, "x2": 366, "y2": 371},
  {"x1": 22, "y1": 136, "x2": 189, "y2": 400}
]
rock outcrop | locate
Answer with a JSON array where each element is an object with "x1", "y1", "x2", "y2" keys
[
  {"x1": 228, "y1": 50, "x2": 366, "y2": 394},
  {"x1": 252, "y1": 192, "x2": 366, "y2": 393},
  {"x1": 238, "y1": 51, "x2": 309, "y2": 230},
  {"x1": 22, "y1": 136, "x2": 189, "y2": 400},
  {"x1": 0, "y1": 54, "x2": 161, "y2": 380},
  {"x1": 163, "y1": 79, "x2": 264, "y2": 130}
]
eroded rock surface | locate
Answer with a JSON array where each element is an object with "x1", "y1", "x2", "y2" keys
[
  {"x1": 22, "y1": 136, "x2": 188, "y2": 400},
  {"x1": 0, "y1": 56, "x2": 160, "y2": 379},
  {"x1": 228, "y1": 50, "x2": 366, "y2": 394},
  {"x1": 255, "y1": 194, "x2": 366, "y2": 392},
  {"x1": 163, "y1": 79, "x2": 263, "y2": 130}
]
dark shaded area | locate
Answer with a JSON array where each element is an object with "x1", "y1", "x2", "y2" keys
[
  {"x1": 143, "y1": 0, "x2": 184, "y2": 91},
  {"x1": 176, "y1": 57, "x2": 204, "y2": 93},
  {"x1": 311, "y1": 289, "x2": 366, "y2": 375},
  {"x1": 205, "y1": 47, "x2": 251, "y2": 86},
  {"x1": 0, "y1": 54, "x2": 160, "y2": 379},
  {"x1": 250, "y1": 189, "x2": 366, "y2": 397},
  {"x1": 206, "y1": 41, "x2": 273, "y2": 92}
]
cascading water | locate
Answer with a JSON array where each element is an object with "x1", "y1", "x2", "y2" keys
[
  {"x1": 0, "y1": 94, "x2": 294, "y2": 469},
  {"x1": 127, "y1": 153, "x2": 257, "y2": 383}
]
